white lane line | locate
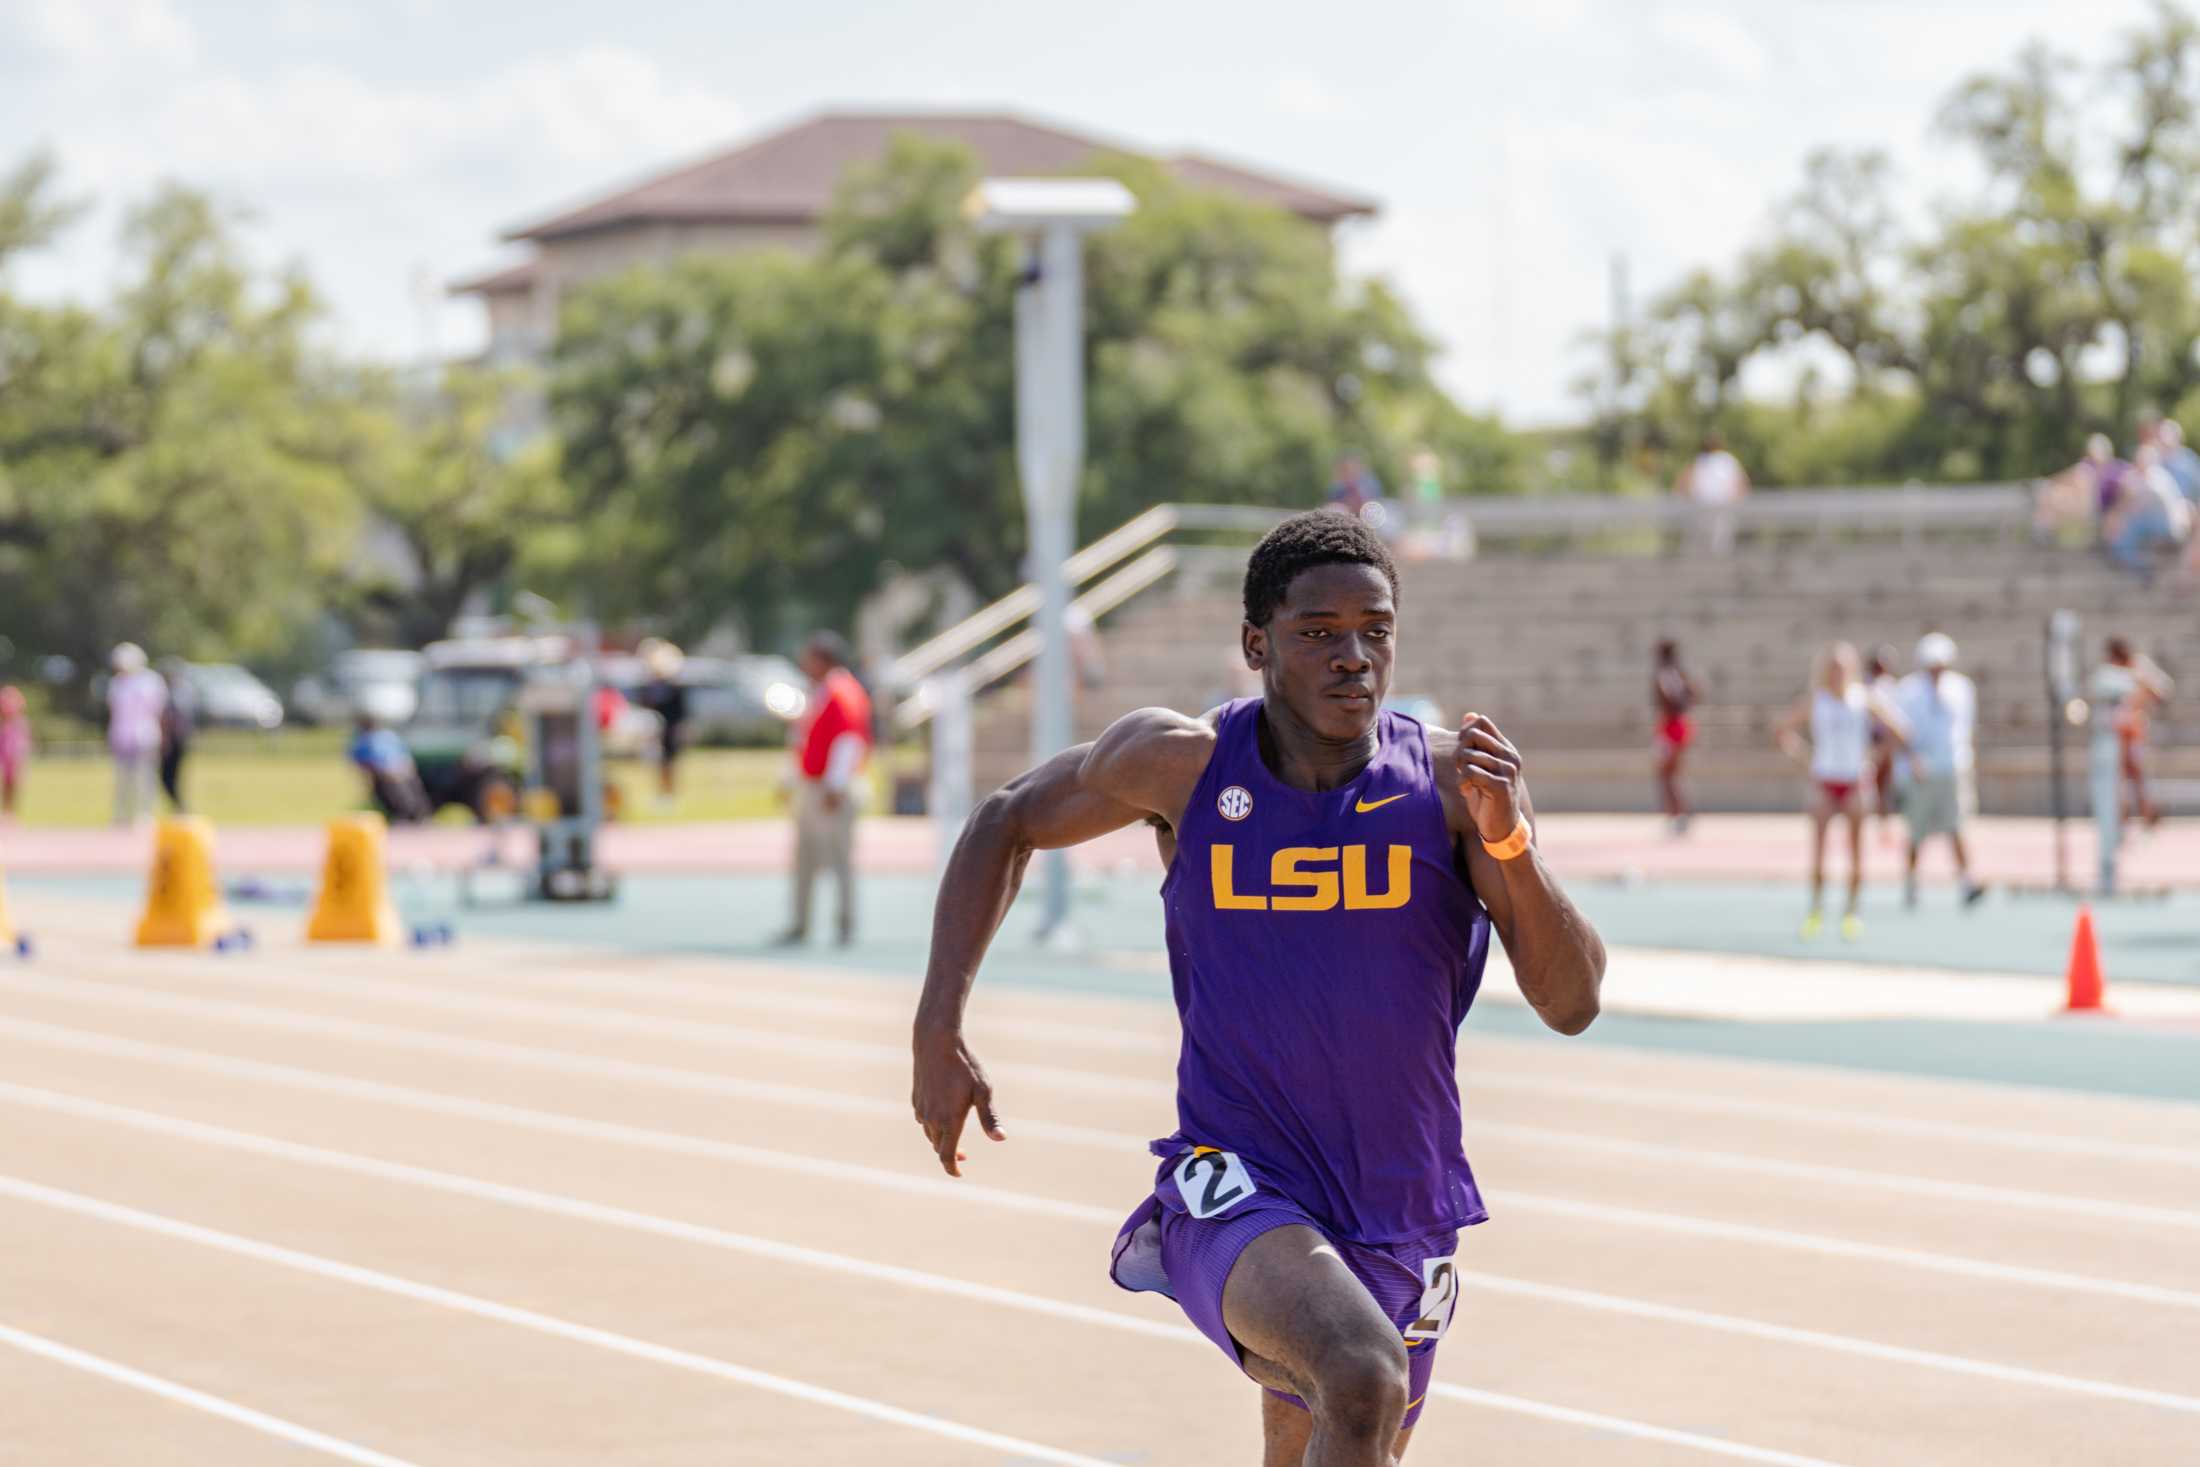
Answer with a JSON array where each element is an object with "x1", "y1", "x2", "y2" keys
[
  {"x1": 0, "y1": 998, "x2": 1147, "y2": 1155},
  {"x1": 0, "y1": 1080, "x2": 1174, "y2": 1335},
  {"x1": 1507, "y1": 1194, "x2": 2200, "y2": 1311},
  {"x1": 242, "y1": 943, "x2": 2200, "y2": 1168},
  {"x1": 1428, "y1": 1384, "x2": 1846, "y2": 1467},
  {"x1": 1463, "y1": 1070, "x2": 2200, "y2": 1171},
  {"x1": 1469, "y1": 1121, "x2": 2200, "y2": 1231},
  {"x1": 1453, "y1": 1275, "x2": 2200, "y2": 1413},
  {"x1": 0, "y1": 1174, "x2": 1120, "y2": 1467},
  {"x1": 8, "y1": 1029, "x2": 2200, "y2": 1417},
  {"x1": 0, "y1": 1017, "x2": 1120, "y2": 1224},
  {"x1": 8, "y1": 969, "x2": 2195, "y2": 1231},
  {"x1": 0, "y1": 1089, "x2": 1871, "y2": 1464},
  {"x1": 0, "y1": 1321, "x2": 425, "y2": 1467},
  {"x1": 383, "y1": 955, "x2": 2200, "y2": 1162},
  {"x1": 4, "y1": 993, "x2": 2196, "y2": 1313},
  {"x1": 441, "y1": 958, "x2": 1181, "y2": 1060}
]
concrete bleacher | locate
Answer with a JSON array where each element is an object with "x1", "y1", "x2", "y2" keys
[{"x1": 971, "y1": 537, "x2": 2199, "y2": 814}]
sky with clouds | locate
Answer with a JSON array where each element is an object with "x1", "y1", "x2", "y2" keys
[{"x1": 0, "y1": 0, "x2": 2169, "y2": 422}]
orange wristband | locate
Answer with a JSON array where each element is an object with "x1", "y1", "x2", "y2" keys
[{"x1": 1481, "y1": 818, "x2": 1532, "y2": 861}]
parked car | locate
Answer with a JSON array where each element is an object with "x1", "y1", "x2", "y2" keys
[
  {"x1": 291, "y1": 649, "x2": 426, "y2": 727},
  {"x1": 403, "y1": 637, "x2": 660, "y2": 820},
  {"x1": 180, "y1": 663, "x2": 285, "y2": 730},
  {"x1": 678, "y1": 655, "x2": 809, "y2": 746}
]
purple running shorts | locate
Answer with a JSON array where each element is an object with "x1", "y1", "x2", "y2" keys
[{"x1": 1110, "y1": 1146, "x2": 1462, "y2": 1430}]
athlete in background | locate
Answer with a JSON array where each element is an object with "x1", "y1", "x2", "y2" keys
[
  {"x1": 1652, "y1": 639, "x2": 1700, "y2": 834},
  {"x1": 2090, "y1": 638, "x2": 2174, "y2": 893},
  {"x1": 1775, "y1": 643, "x2": 1908, "y2": 940},
  {"x1": 911, "y1": 512, "x2": 1605, "y2": 1466}
]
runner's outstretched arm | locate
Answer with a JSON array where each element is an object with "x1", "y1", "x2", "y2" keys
[
  {"x1": 1442, "y1": 714, "x2": 1606, "y2": 1036},
  {"x1": 912, "y1": 707, "x2": 1212, "y2": 1176}
]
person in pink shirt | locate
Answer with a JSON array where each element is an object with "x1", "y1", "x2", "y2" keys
[{"x1": 0, "y1": 686, "x2": 30, "y2": 820}]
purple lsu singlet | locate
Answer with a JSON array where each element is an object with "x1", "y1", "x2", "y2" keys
[{"x1": 1154, "y1": 697, "x2": 1492, "y2": 1244}]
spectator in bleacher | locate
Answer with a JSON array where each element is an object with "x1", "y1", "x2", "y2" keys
[
  {"x1": 1775, "y1": 642, "x2": 1910, "y2": 942},
  {"x1": 1325, "y1": 452, "x2": 1407, "y2": 544},
  {"x1": 1675, "y1": 431, "x2": 1750, "y2": 554},
  {"x1": 1325, "y1": 455, "x2": 1381, "y2": 519},
  {"x1": 2090, "y1": 639, "x2": 2174, "y2": 892},
  {"x1": 1652, "y1": 639, "x2": 1700, "y2": 834},
  {"x1": 1893, "y1": 633, "x2": 1985, "y2": 910},
  {"x1": 2031, "y1": 434, "x2": 2129, "y2": 543},
  {"x1": 2105, "y1": 445, "x2": 2194, "y2": 579},
  {"x1": 2158, "y1": 420, "x2": 2200, "y2": 505},
  {"x1": 1865, "y1": 645, "x2": 1903, "y2": 846}
]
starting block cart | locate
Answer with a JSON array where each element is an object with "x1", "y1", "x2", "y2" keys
[
  {"x1": 457, "y1": 659, "x2": 621, "y2": 906},
  {"x1": 519, "y1": 666, "x2": 620, "y2": 902}
]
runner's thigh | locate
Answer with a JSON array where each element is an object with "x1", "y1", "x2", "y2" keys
[{"x1": 1222, "y1": 1224, "x2": 1405, "y2": 1400}]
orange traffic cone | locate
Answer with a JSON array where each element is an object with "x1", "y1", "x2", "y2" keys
[{"x1": 2063, "y1": 904, "x2": 2106, "y2": 1013}]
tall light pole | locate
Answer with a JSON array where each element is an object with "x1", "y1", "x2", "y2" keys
[{"x1": 969, "y1": 177, "x2": 1135, "y2": 942}]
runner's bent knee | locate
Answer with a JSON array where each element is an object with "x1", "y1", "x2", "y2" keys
[{"x1": 1305, "y1": 1336, "x2": 1409, "y2": 1438}]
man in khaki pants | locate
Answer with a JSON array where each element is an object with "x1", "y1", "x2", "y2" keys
[{"x1": 778, "y1": 633, "x2": 873, "y2": 946}]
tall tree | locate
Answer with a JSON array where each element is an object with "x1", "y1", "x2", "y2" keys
[
  {"x1": 1574, "y1": 3, "x2": 2200, "y2": 488},
  {"x1": 0, "y1": 178, "x2": 356, "y2": 686},
  {"x1": 550, "y1": 134, "x2": 1516, "y2": 647},
  {"x1": 328, "y1": 366, "x2": 570, "y2": 648}
]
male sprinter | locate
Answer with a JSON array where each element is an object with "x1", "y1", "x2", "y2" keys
[{"x1": 912, "y1": 512, "x2": 1606, "y2": 1465}]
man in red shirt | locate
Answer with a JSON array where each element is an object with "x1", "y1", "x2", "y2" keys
[{"x1": 779, "y1": 632, "x2": 873, "y2": 945}]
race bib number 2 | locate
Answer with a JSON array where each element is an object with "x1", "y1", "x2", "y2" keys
[
  {"x1": 1403, "y1": 1256, "x2": 1459, "y2": 1342},
  {"x1": 1174, "y1": 1148, "x2": 1257, "y2": 1220}
]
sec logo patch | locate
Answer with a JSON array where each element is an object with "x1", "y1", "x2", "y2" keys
[{"x1": 1217, "y1": 785, "x2": 1253, "y2": 821}]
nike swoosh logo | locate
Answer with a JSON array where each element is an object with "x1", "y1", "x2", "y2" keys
[{"x1": 1354, "y1": 793, "x2": 1408, "y2": 813}]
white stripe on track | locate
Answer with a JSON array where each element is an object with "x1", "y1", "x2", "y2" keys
[
  {"x1": 376, "y1": 954, "x2": 1185, "y2": 1059},
  {"x1": 1506, "y1": 1193, "x2": 2200, "y2": 1311},
  {"x1": 0, "y1": 1173, "x2": 1121, "y2": 1467},
  {"x1": 3, "y1": 985, "x2": 2196, "y2": 1312},
  {"x1": 0, "y1": 998, "x2": 1142, "y2": 1156},
  {"x1": 0, "y1": 1086, "x2": 1873, "y2": 1464},
  {"x1": 0, "y1": 1013, "x2": 1132, "y2": 1227},
  {"x1": 1425, "y1": 1384, "x2": 1847, "y2": 1467},
  {"x1": 1463, "y1": 1069, "x2": 2200, "y2": 1170},
  {"x1": 0, "y1": 1321, "x2": 426, "y2": 1467},
  {"x1": 1468, "y1": 1120, "x2": 2200, "y2": 1230},
  {"x1": 7, "y1": 968, "x2": 2195, "y2": 1232},
  {"x1": 272, "y1": 938, "x2": 2200, "y2": 1169},
  {"x1": 380, "y1": 952, "x2": 2200, "y2": 1169},
  {"x1": 5, "y1": 1031, "x2": 2200, "y2": 1416}
]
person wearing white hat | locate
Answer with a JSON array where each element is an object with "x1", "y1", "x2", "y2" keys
[
  {"x1": 1891, "y1": 632, "x2": 1984, "y2": 909},
  {"x1": 104, "y1": 642, "x2": 167, "y2": 828}
]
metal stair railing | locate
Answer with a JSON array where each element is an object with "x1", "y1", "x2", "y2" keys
[
  {"x1": 885, "y1": 504, "x2": 1183, "y2": 695},
  {"x1": 893, "y1": 545, "x2": 1179, "y2": 732}
]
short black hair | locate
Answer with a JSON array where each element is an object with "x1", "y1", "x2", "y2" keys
[
  {"x1": 1242, "y1": 510, "x2": 1399, "y2": 627},
  {"x1": 806, "y1": 631, "x2": 851, "y2": 668}
]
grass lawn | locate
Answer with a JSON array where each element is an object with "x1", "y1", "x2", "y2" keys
[{"x1": 3, "y1": 747, "x2": 890, "y2": 827}]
